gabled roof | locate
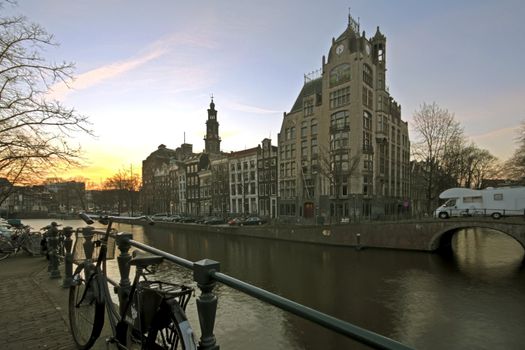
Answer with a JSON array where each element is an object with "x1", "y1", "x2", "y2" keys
[{"x1": 289, "y1": 78, "x2": 322, "y2": 114}]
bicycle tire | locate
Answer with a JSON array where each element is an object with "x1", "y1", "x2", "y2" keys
[
  {"x1": 69, "y1": 265, "x2": 105, "y2": 349},
  {"x1": 22, "y1": 234, "x2": 42, "y2": 256},
  {"x1": 144, "y1": 298, "x2": 197, "y2": 350},
  {"x1": 0, "y1": 238, "x2": 13, "y2": 261}
]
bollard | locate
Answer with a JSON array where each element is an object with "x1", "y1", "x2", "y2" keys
[
  {"x1": 48, "y1": 224, "x2": 61, "y2": 279},
  {"x1": 62, "y1": 226, "x2": 74, "y2": 288},
  {"x1": 355, "y1": 233, "x2": 362, "y2": 251},
  {"x1": 194, "y1": 259, "x2": 220, "y2": 350},
  {"x1": 116, "y1": 232, "x2": 133, "y2": 315}
]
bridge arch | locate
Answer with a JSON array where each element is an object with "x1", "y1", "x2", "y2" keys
[{"x1": 428, "y1": 221, "x2": 525, "y2": 252}]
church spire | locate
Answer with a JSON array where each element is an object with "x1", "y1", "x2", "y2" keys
[{"x1": 204, "y1": 97, "x2": 221, "y2": 154}]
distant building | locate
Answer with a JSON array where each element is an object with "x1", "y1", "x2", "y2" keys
[
  {"x1": 257, "y1": 138, "x2": 278, "y2": 218},
  {"x1": 229, "y1": 147, "x2": 259, "y2": 216}
]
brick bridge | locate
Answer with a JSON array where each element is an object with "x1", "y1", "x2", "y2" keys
[{"x1": 323, "y1": 218, "x2": 525, "y2": 252}]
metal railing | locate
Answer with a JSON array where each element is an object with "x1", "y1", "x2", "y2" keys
[{"x1": 58, "y1": 226, "x2": 413, "y2": 350}]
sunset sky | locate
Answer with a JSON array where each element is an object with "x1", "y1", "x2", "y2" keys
[{"x1": 4, "y1": 0, "x2": 525, "y2": 187}]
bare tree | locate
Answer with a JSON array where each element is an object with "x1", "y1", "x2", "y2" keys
[
  {"x1": 103, "y1": 168, "x2": 140, "y2": 214},
  {"x1": 0, "y1": 4, "x2": 92, "y2": 205},
  {"x1": 411, "y1": 102, "x2": 464, "y2": 212},
  {"x1": 504, "y1": 121, "x2": 525, "y2": 181},
  {"x1": 317, "y1": 145, "x2": 361, "y2": 222}
]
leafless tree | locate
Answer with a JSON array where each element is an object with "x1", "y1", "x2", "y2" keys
[
  {"x1": 317, "y1": 145, "x2": 361, "y2": 222},
  {"x1": 504, "y1": 121, "x2": 525, "y2": 181},
  {"x1": 103, "y1": 168, "x2": 140, "y2": 214},
  {"x1": 411, "y1": 102, "x2": 464, "y2": 212},
  {"x1": 441, "y1": 141, "x2": 498, "y2": 189},
  {"x1": 0, "y1": 3, "x2": 92, "y2": 205}
]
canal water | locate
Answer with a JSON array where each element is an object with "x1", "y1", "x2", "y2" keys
[{"x1": 25, "y1": 219, "x2": 525, "y2": 349}]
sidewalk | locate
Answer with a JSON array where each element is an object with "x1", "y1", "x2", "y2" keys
[{"x1": 0, "y1": 254, "x2": 111, "y2": 349}]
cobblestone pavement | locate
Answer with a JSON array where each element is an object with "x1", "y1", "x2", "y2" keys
[{"x1": 0, "y1": 254, "x2": 76, "y2": 349}]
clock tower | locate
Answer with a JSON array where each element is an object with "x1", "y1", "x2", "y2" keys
[{"x1": 204, "y1": 97, "x2": 221, "y2": 154}]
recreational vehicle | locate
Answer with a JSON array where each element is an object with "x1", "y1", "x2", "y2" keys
[{"x1": 434, "y1": 187, "x2": 525, "y2": 219}]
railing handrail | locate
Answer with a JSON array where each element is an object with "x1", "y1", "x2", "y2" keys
[{"x1": 120, "y1": 234, "x2": 413, "y2": 349}]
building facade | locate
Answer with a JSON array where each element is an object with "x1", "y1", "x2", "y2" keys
[{"x1": 278, "y1": 13, "x2": 410, "y2": 222}]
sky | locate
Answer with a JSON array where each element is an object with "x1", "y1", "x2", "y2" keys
[{"x1": 4, "y1": 0, "x2": 525, "y2": 186}]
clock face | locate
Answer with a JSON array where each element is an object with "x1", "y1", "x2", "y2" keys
[{"x1": 336, "y1": 44, "x2": 344, "y2": 55}]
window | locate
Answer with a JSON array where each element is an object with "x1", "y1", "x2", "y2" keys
[
  {"x1": 363, "y1": 131, "x2": 372, "y2": 151},
  {"x1": 301, "y1": 140, "x2": 308, "y2": 156},
  {"x1": 311, "y1": 119, "x2": 318, "y2": 135},
  {"x1": 301, "y1": 121, "x2": 307, "y2": 137},
  {"x1": 329, "y1": 86, "x2": 350, "y2": 109},
  {"x1": 304, "y1": 99, "x2": 314, "y2": 117},
  {"x1": 290, "y1": 127, "x2": 296, "y2": 140},
  {"x1": 463, "y1": 196, "x2": 482, "y2": 203},
  {"x1": 329, "y1": 64, "x2": 351, "y2": 87},
  {"x1": 311, "y1": 138, "x2": 318, "y2": 155},
  {"x1": 330, "y1": 110, "x2": 349, "y2": 130},
  {"x1": 363, "y1": 64, "x2": 373, "y2": 87},
  {"x1": 363, "y1": 110, "x2": 372, "y2": 130}
]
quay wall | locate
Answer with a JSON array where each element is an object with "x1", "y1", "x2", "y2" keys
[{"x1": 116, "y1": 219, "x2": 444, "y2": 251}]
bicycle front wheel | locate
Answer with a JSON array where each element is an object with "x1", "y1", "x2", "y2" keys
[
  {"x1": 0, "y1": 238, "x2": 13, "y2": 261},
  {"x1": 145, "y1": 299, "x2": 197, "y2": 350},
  {"x1": 69, "y1": 265, "x2": 105, "y2": 349},
  {"x1": 22, "y1": 234, "x2": 42, "y2": 256}
]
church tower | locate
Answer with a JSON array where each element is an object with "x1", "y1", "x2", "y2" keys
[{"x1": 204, "y1": 97, "x2": 221, "y2": 154}]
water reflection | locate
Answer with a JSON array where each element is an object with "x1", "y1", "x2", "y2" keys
[{"x1": 24, "y1": 220, "x2": 525, "y2": 349}]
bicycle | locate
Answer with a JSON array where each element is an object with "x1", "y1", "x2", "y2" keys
[
  {"x1": 0, "y1": 225, "x2": 42, "y2": 261},
  {"x1": 69, "y1": 213, "x2": 197, "y2": 350}
]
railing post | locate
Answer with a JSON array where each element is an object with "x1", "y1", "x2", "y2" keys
[
  {"x1": 116, "y1": 232, "x2": 133, "y2": 314},
  {"x1": 81, "y1": 226, "x2": 95, "y2": 261},
  {"x1": 48, "y1": 224, "x2": 61, "y2": 279},
  {"x1": 194, "y1": 259, "x2": 220, "y2": 350},
  {"x1": 62, "y1": 226, "x2": 74, "y2": 288}
]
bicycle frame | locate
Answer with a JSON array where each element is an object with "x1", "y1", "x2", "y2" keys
[{"x1": 76, "y1": 214, "x2": 155, "y2": 347}]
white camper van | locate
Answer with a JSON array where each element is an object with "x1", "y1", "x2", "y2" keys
[{"x1": 434, "y1": 187, "x2": 525, "y2": 219}]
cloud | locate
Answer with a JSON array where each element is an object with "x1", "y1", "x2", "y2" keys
[
  {"x1": 48, "y1": 33, "x2": 216, "y2": 101},
  {"x1": 226, "y1": 101, "x2": 281, "y2": 115}
]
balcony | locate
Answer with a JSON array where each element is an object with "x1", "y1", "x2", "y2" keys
[{"x1": 329, "y1": 124, "x2": 350, "y2": 133}]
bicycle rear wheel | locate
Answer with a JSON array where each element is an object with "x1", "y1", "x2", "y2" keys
[
  {"x1": 144, "y1": 299, "x2": 196, "y2": 350},
  {"x1": 0, "y1": 238, "x2": 13, "y2": 261},
  {"x1": 69, "y1": 265, "x2": 105, "y2": 349}
]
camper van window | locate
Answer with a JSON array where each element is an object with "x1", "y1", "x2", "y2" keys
[
  {"x1": 494, "y1": 193, "x2": 503, "y2": 200},
  {"x1": 463, "y1": 196, "x2": 482, "y2": 203},
  {"x1": 444, "y1": 199, "x2": 456, "y2": 207}
]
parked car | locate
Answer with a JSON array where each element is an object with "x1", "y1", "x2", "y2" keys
[
  {"x1": 228, "y1": 217, "x2": 244, "y2": 226},
  {"x1": 241, "y1": 216, "x2": 266, "y2": 226},
  {"x1": 150, "y1": 213, "x2": 169, "y2": 222},
  {"x1": 204, "y1": 217, "x2": 225, "y2": 225},
  {"x1": 167, "y1": 214, "x2": 182, "y2": 222},
  {"x1": 178, "y1": 216, "x2": 196, "y2": 223}
]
